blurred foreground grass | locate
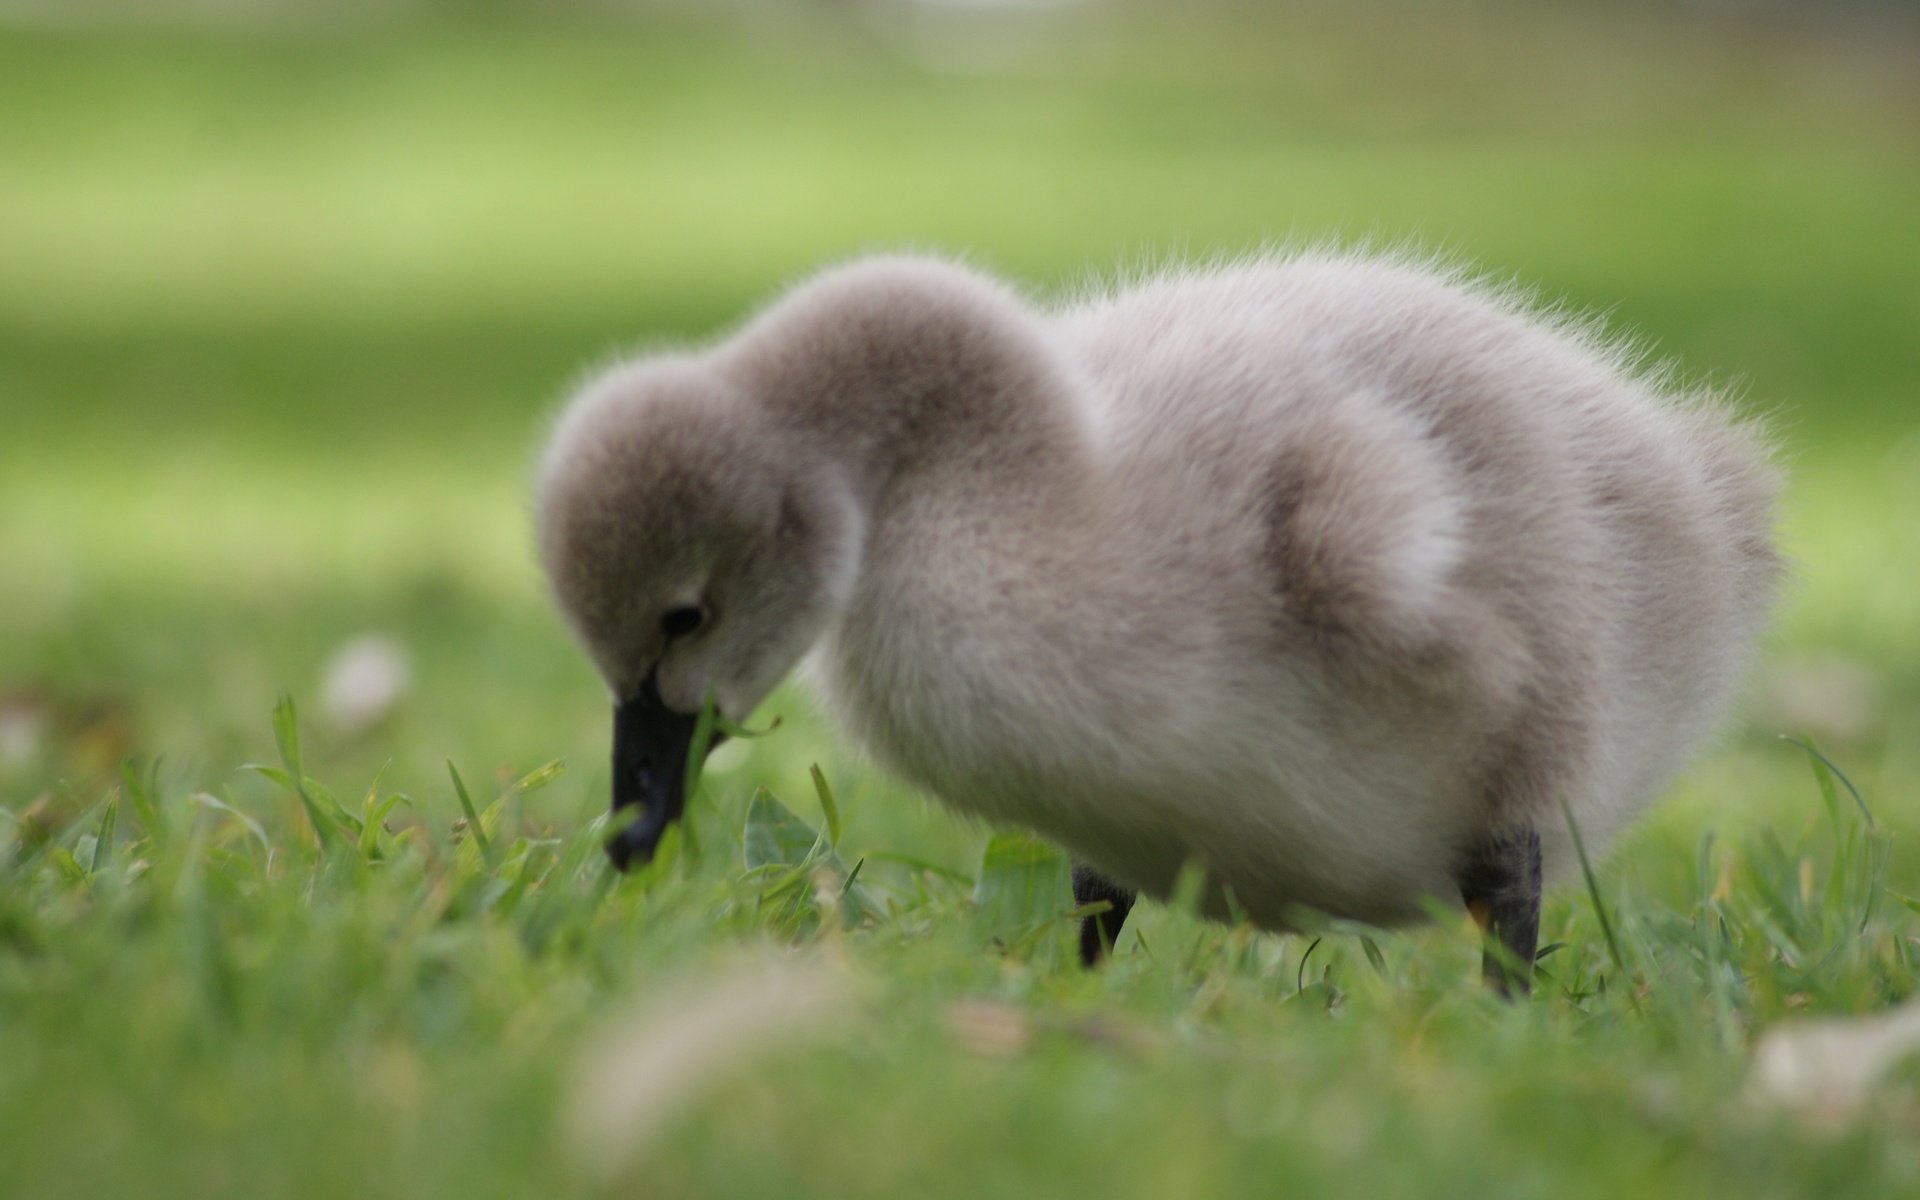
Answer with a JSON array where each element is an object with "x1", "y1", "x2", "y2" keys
[{"x1": 2, "y1": 4, "x2": 1919, "y2": 1197}]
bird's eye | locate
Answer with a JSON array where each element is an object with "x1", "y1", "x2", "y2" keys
[{"x1": 661, "y1": 606, "x2": 706, "y2": 640}]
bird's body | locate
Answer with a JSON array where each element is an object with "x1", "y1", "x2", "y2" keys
[{"x1": 535, "y1": 251, "x2": 1779, "y2": 960}]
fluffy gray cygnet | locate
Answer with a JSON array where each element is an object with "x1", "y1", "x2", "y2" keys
[{"x1": 533, "y1": 251, "x2": 1780, "y2": 991}]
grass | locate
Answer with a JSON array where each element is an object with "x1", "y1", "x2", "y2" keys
[
  {"x1": 2, "y1": 4, "x2": 1919, "y2": 1197},
  {"x1": 4, "y1": 702, "x2": 1914, "y2": 1198}
]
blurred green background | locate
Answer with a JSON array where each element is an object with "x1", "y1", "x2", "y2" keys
[
  {"x1": 1, "y1": 1, "x2": 1918, "y2": 1193},
  {"x1": 4, "y1": 0, "x2": 1915, "y2": 818}
]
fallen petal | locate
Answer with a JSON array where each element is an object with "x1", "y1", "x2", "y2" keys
[{"x1": 321, "y1": 635, "x2": 412, "y2": 734}]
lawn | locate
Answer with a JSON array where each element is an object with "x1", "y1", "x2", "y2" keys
[{"x1": 2, "y1": 4, "x2": 1919, "y2": 1197}]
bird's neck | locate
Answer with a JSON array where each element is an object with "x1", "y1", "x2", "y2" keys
[
  {"x1": 719, "y1": 261, "x2": 1157, "y2": 799},
  {"x1": 718, "y1": 257, "x2": 1098, "y2": 515}
]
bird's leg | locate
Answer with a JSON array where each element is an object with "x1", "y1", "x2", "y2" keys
[
  {"x1": 1456, "y1": 825, "x2": 1543, "y2": 996},
  {"x1": 1072, "y1": 863, "x2": 1137, "y2": 967}
]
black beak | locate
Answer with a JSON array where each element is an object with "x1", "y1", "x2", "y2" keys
[{"x1": 606, "y1": 673, "x2": 721, "y2": 871}]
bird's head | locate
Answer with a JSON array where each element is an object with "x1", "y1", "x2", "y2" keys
[{"x1": 533, "y1": 356, "x2": 863, "y2": 868}]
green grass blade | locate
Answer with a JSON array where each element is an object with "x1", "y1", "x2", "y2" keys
[
  {"x1": 90, "y1": 793, "x2": 118, "y2": 874},
  {"x1": 971, "y1": 832, "x2": 1071, "y2": 950},
  {"x1": 1557, "y1": 792, "x2": 1634, "y2": 997},
  {"x1": 809, "y1": 763, "x2": 842, "y2": 847},
  {"x1": 1358, "y1": 934, "x2": 1389, "y2": 978},
  {"x1": 743, "y1": 788, "x2": 826, "y2": 870},
  {"x1": 265, "y1": 697, "x2": 347, "y2": 855},
  {"x1": 511, "y1": 759, "x2": 566, "y2": 797},
  {"x1": 1784, "y1": 735, "x2": 1873, "y2": 827},
  {"x1": 1297, "y1": 937, "x2": 1324, "y2": 993},
  {"x1": 713, "y1": 713, "x2": 782, "y2": 740},
  {"x1": 120, "y1": 758, "x2": 166, "y2": 842},
  {"x1": 740, "y1": 790, "x2": 880, "y2": 927},
  {"x1": 187, "y1": 791, "x2": 272, "y2": 856},
  {"x1": 271, "y1": 694, "x2": 303, "y2": 782},
  {"x1": 1168, "y1": 858, "x2": 1210, "y2": 922},
  {"x1": 446, "y1": 759, "x2": 494, "y2": 867},
  {"x1": 686, "y1": 690, "x2": 720, "y2": 806}
]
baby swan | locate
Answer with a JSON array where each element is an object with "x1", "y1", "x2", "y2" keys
[{"x1": 534, "y1": 252, "x2": 1779, "y2": 991}]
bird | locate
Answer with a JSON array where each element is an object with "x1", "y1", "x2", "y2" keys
[{"x1": 532, "y1": 250, "x2": 1780, "y2": 992}]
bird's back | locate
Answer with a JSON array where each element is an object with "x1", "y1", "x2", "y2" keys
[{"x1": 1050, "y1": 254, "x2": 1779, "y2": 883}]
